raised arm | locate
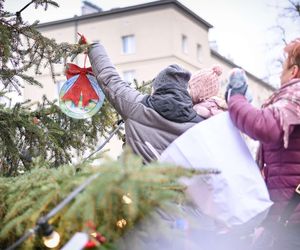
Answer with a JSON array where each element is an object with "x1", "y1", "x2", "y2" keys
[
  {"x1": 88, "y1": 43, "x2": 145, "y2": 119},
  {"x1": 228, "y1": 95, "x2": 283, "y2": 144}
]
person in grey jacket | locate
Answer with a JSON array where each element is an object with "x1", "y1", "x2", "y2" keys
[{"x1": 88, "y1": 42, "x2": 203, "y2": 162}]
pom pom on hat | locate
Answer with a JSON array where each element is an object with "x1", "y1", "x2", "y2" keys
[
  {"x1": 212, "y1": 65, "x2": 222, "y2": 76},
  {"x1": 189, "y1": 65, "x2": 223, "y2": 103}
]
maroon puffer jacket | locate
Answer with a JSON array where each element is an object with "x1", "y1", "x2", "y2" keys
[{"x1": 228, "y1": 95, "x2": 300, "y2": 224}]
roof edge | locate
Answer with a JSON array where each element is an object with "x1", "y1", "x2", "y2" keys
[
  {"x1": 37, "y1": 0, "x2": 213, "y2": 29},
  {"x1": 211, "y1": 49, "x2": 276, "y2": 91}
]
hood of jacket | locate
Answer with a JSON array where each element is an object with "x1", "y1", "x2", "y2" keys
[
  {"x1": 142, "y1": 83, "x2": 202, "y2": 123},
  {"x1": 142, "y1": 64, "x2": 202, "y2": 123}
]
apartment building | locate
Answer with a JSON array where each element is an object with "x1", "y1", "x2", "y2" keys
[{"x1": 25, "y1": 0, "x2": 275, "y2": 103}]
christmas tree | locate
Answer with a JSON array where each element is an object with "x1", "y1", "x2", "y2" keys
[{"x1": 0, "y1": 0, "x2": 119, "y2": 176}]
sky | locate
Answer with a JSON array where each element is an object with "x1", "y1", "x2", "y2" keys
[{"x1": 4, "y1": 0, "x2": 300, "y2": 86}]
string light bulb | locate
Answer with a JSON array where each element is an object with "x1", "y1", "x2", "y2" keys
[
  {"x1": 43, "y1": 231, "x2": 60, "y2": 248},
  {"x1": 116, "y1": 219, "x2": 127, "y2": 228},
  {"x1": 90, "y1": 232, "x2": 97, "y2": 238},
  {"x1": 37, "y1": 217, "x2": 60, "y2": 249},
  {"x1": 122, "y1": 193, "x2": 132, "y2": 204}
]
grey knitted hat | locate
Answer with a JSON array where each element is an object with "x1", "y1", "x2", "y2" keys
[{"x1": 152, "y1": 64, "x2": 191, "y2": 91}]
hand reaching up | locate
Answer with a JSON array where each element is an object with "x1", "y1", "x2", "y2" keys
[{"x1": 225, "y1": 68, "x2": 252, "y2": 103}]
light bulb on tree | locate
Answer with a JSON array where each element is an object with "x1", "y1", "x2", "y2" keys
[
  {"x1": 37, "y1": 217, "x2": 60, "y2": 249},
  {"x1": 43, "y1": 231, "x2": 60, "y2": 248}
]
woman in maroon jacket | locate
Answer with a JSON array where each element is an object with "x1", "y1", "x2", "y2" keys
[{"x1": 226, "y1": 39, "x2": 300, "y2": 250}]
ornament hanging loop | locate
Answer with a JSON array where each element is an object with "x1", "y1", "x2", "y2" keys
[{"x1": 70, "y1": 32, "x2": 89, "y2": 62}]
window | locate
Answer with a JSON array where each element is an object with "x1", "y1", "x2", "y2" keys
[
  {"x1": 122, "y1": 35, "x2": 135, "y2": 54},
  {"x1": 123, "y1": 70, "x2": 135, "y2": 84},
  {"x1": 181, "y1": 35, "x2": 188, "y2": 54},
  {"x1": 197, "y1": 44, "x2": 202, "y2": 62}
]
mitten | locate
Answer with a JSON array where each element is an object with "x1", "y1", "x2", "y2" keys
[{"x1": 225, "y1": 68, "x2": 249, "y2": 102}]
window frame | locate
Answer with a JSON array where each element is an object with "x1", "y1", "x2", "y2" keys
[
  {"x1": 197, "y1": 43, "x2": 203, "y2": 63},
  {"x1": 181, "y1": 34, "x2": 188, "y2": 54},
  {"x1": 122, "y1": 35, "x2": 136, "y2": 54}
]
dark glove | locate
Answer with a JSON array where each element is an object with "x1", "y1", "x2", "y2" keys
[{"x1": 225, "y1": 68, "x2": 250, "y2": 102}]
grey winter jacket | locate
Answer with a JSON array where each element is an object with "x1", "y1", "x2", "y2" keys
[{"x1": 88, "y1": 43, "x2": 202, "y2": 162}]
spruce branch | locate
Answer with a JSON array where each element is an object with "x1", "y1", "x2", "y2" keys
[
  {"x1": 15, "y1": 0, "x2": 59, "y2": 23},
  {"x1": 1, "y1": 3, "x2": 87, "y2": 91},
  {"x1": 0, "y1": 97, "x2": 118, "y2": 176},
  {"x1": 0, "y1": 151, "x2": 211, "y2": 249}
]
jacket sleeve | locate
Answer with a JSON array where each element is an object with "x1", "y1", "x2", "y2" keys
[
  {"x1": 228, "y1": 95, "x2": 283, "y2": 144},
  {"x1": 88, "y1": 43, "x2": 144, "y2": 120}
]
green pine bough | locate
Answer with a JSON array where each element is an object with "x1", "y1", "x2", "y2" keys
[{"x1": 0, "y1": 150, "x2": 211, "y2": 249}]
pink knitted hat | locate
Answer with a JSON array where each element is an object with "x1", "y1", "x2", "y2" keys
[{"x1": 189, "y1": 65, "x2": 222, "y2": 103}]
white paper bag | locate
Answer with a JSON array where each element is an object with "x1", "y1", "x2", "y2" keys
[{"x1": 159, "y1": 112, "x2": 272, "y2": 227}]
